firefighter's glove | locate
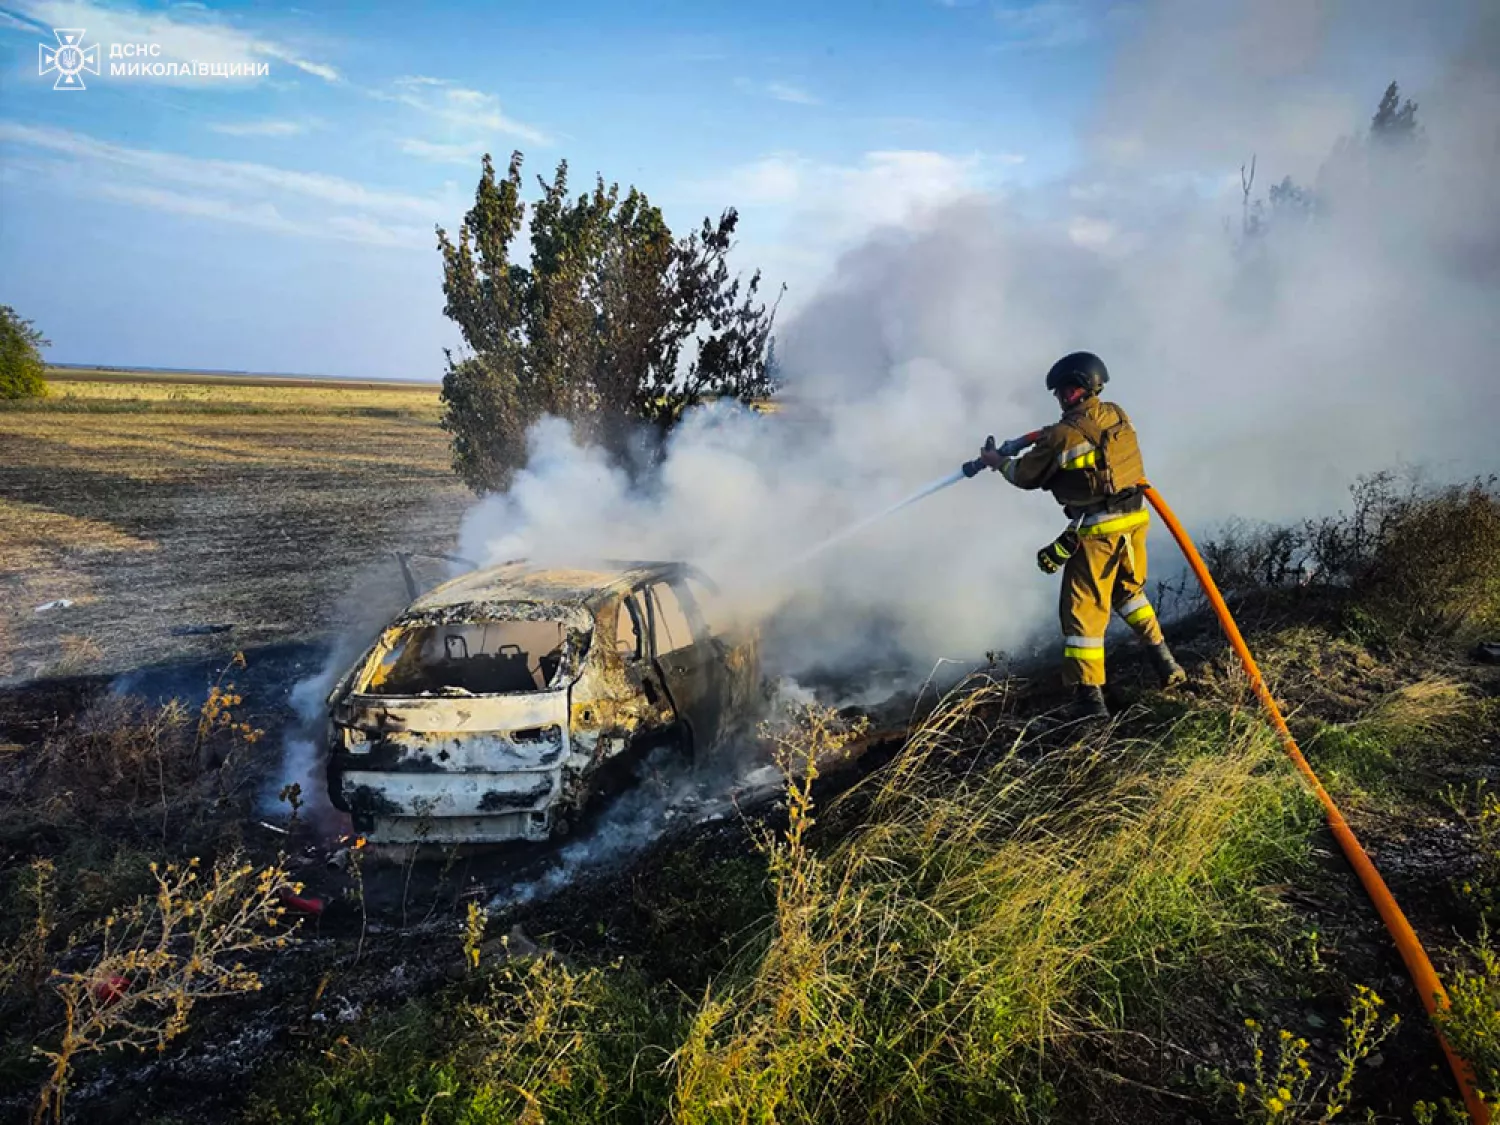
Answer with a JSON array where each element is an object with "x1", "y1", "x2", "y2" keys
[
  {"x1": 1037, "y1": 529, "x2": 1080, "y2": 575},
  {"x1": 998, "y1": 435, "x2": 1031, "y2": 458},
  {"x1": 975, "y1": 435, "x2": 1006, "y2": 473}
]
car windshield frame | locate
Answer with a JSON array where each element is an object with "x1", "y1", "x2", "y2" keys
[{"x1": 353, "y1": 601, "x2": 595, "y2": 699}]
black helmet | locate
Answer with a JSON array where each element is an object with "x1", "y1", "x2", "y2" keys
[{"x1": 1045, "y1": 351, "x2": 1109, "y2": 396}]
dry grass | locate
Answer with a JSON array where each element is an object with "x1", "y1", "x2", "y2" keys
[
  {"x1": 239, "y1": 685, "x2": 1322, "y2": 1124},
  {"x1": 237, "y1": 648, "x2": 1491, "y2": 1124},
  {"x1": 5, "y1": 653, "x2": 263, "y2": 830},
  {"x1": 0, "y1": 663, "x2": 296, "y2": 1124},
  {"x1": 1360, "y1": 678, "x2": 1477, "y2": 745},
  {"x1": 664, "y1": 687, "x2": 1316, "y2": 1123},
  {"x1": 0, "y1": 373, "x2": 470, "y2": 679},
  {"x1": 29, "y1": 851, "x2": 303, "y2": 1124}
]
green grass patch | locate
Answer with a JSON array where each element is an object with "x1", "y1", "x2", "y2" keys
[
  {"x1": 250, "y1": 959, "x2": 684, "y2": 1125},
  {"x1": 1302, "y1": 722, "x2": 1395, "y2": 793}
]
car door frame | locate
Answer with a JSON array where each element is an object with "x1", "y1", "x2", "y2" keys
[
  {"x1": 616, "y1": 587, "x2": 674, "y2": 718},
  {"x1": 642, "y1": 576, "x2": 724, "y2": 755}
]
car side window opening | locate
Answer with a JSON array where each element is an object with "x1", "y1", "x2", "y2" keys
[
  {"x1": 616, "y1": 596, "x2": 642, "y2": 659},
  {"x1": 367, "y1": 618, "x2": 569, "y2": 696},
  {"x1": 649, "y1": 583, "x2": 695, "y2": 656}
]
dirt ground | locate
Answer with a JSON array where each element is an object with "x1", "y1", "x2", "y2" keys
[{"x1": 0, "y1": 372, "x2": 472, "y2": 683}]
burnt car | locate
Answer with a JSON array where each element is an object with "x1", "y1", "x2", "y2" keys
[{"x1": 324, "y1": 561, "x2": 760, "y2": 844}]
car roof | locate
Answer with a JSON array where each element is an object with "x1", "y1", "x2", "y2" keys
[{"x1": 407, "y1": 560, "x2": 692, "y2": 614}]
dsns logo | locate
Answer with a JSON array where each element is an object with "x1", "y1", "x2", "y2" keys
[{"x1": 39, "y1": 29, "x2": 100, "y2": 90}]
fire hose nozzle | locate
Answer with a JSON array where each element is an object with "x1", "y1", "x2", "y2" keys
[{"x1": 961, "y1": 435, "x2": 997, "y2": 478}]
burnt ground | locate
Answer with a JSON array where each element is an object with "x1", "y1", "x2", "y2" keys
[
  {"x1": 1, "y1": 605, "x2": 1496, "y2": 1123},
  {"x1": 0, "y1": 637, "x2": 925, "y2": 1124}
]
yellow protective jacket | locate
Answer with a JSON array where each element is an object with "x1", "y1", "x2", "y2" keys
[{"x1": 998, "y1": 395, "x2": 1149, "y2": 536}]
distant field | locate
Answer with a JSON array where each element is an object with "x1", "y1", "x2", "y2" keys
[
  {"x1": 28, "y1": 370, "x2": 444, "y2": 418},
  {"x1": 1, "y1": 373, "x2": 471, "y2": 681},
  {"x1": 45, "y1": 364, "x2": 439, "y2": 392}
]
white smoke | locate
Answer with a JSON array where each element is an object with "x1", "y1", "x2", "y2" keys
[
  {"x1": 263, "y1": 563, "x2": 417, "y2": 826},
  {"x1": 453, "y1": 0, "x2": 1499, "y2": 681}
]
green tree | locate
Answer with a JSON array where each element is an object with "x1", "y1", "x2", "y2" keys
[
  {"x1": 1369, "y1": 80, "x2": 1420, "y2": 147},
  {"x1": 437, "y1": 152, "x2": 781, "y2": 493},
  {"x1": 0, "y1": 305, "x2": 49, "y2": 400}
]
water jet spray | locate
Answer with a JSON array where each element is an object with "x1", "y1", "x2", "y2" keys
[{"x1": 786, "y1": 430, "x2": 1044, "y2": 571}]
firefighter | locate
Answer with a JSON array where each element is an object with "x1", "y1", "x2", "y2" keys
[{"x1": 979, "y1": 351, "x2": 1186, "y2": 720}]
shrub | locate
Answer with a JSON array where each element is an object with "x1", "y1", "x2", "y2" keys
[
  {"x1": 1198, "y1": 473, "x2": 1500, "y2": 638},
  {"x1": 1354, "y1": 478, "x2": 1500, "y2": 637},
  {"x1": 1444, "y1": 780, "x2": 1500, "y2": 927},
  {"x1": 0, "y1": 305, "x2": 49, "y2": 400},
  {"x1": 1434, "y1": 937, "x2": 1500, "y2": 1106},
  {"x1": 32, "y1": 852, "x2": 302, "y2": 1122},
  {"x1": 12, "y1": 654, "x2": 264, "y2": 832},
  {"x1": 1232, "y1": 987, "x2": 1398, "y2": 1123},
  {"x1": 251, "y1": 955, "x2": 680, "y2": 1125}
]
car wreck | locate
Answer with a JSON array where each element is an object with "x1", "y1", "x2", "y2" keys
[{"x1": 324, "y1": 561, "x2": 760, "y2": 844}]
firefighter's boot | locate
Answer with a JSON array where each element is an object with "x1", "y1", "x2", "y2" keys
[
  {"x1": 1148, "y1": 642, "x2": 1188, "y2": 689},
  {"x1": 1066, "y1": 684, "x2": 1110, "y2": 722}
]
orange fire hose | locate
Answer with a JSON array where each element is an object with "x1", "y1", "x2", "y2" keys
[{"x1": 1142, "y1": 484, "x2": 1487, "y2": 1123}]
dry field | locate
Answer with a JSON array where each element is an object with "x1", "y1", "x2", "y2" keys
[{"x1": 0, "y1": 371, "x2": 471, "y2": 682}]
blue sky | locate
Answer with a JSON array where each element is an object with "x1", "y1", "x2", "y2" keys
[{"x1": 0, "y1": 0, "x2": 1126, "y2": 379}]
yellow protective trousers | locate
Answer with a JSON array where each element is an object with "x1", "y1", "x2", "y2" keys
[{"x1": 1059, "y1": 511, "x2": 1163, "y2": 687}]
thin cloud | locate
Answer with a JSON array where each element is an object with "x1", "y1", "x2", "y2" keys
[
  {"x1": 209, "y1": 118, "x2": 313, "y2": 137},
  {"x1": 766, "y1": 81, "x2": 820, "y2": 105},
  {"x1": 252, "y1": 40, "x2": 338, "y2": 83},
  {"x1": 381, "y1": 75, "x2": 550, "y2": 150},
  {"x1": 655, "y1": 33, "x2": 729, "y2": 63},
  {"x1": 737, "y1": 77, "x2": 822, "y2": 106},
  {"x1": 9, "y1": 0, "x2": 339, "y2": 83},
  {"x1": 92, "y1": 182, "x2": 426, "y2": 246},
  {"x1": 0, "y1": 7, "x2": 44, "y2": 31},
  {"x1": 715, "y1": 149, "x2": 988, "y2": 232},
  {"x1": 0, "y1": 122, "x2": 438, "y2": 217},
  {"x1": 399, "y1": 138, "x2": 489, "y2": 165},
  {"x1": 96, "y1": 181, "x2": 307, "y2": 236},
  {"x1": 992, "y1": 2, "x2": 1096, "y2": 50},
  {"x1": 0, "y1": 121, "x2": 443, "y2": 248}
]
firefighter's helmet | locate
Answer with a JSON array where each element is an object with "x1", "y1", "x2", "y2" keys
[{"x1": 1045, "y1": 352, "x2": 1109, "y2": 396}]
